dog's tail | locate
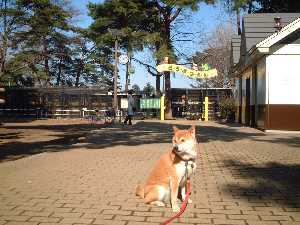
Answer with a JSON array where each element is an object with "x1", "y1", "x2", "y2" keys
[{"x1": 135, "y1": 184, "x2": 144, "y2": 198}]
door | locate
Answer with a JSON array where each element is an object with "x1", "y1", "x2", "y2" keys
[{"x1": 245, "y1": 78, "x2": 251, "y2": 125}]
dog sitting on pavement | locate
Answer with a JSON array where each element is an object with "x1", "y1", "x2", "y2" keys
[{"x1": 136, "y1": 125, "x2": 197, "y2": 212}]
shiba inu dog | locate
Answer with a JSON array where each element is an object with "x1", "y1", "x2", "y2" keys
[{"x1": 136, "y1": 125, "x2": 197, "y2": 212}]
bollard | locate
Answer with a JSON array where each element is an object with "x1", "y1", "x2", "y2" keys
[
  {"x1": 160, "y1": 94, "x2": 165, "y2": 121},
  {"x1": 204, "y1": 96, "x2": 208, "y2": 121},
  {"x1": 0, "y1": 87, "x2": 5, "y2": 104}
]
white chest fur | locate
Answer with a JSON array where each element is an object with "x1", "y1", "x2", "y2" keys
[{"x1": 175, "y1": 161, "x2": 196, "y2": 187}]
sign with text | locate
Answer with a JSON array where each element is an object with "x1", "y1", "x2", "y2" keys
[
  {"x1": 156, "y1": 64, "x2": 217, "y2": 79},
  {"x1": 140, "y1": 98, "x2": 160, "y2": 109}
]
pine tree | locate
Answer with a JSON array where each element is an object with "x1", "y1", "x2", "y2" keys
[
  {"x1": 145, "y1": 0, "x2": 215, "y2": 119},
  {"x1": 88, "y1": 0, "x2": 215, "y2": 118}
]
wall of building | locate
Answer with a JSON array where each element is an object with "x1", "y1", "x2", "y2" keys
[
  {"x1": 266, "y1": 43, "x2": 300, "y2": 130},
  {"x1": 241, "y1": 67, "x2": 252, "y2": 124},
  {"x1": 256, "y1": 57, "x2": 266, "y2": 129},
  {"x1": 233, "y1": 78, "x2": 241, "y2": 123}
]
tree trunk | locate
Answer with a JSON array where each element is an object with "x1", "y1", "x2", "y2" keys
[
  {"x1": 0, "y1": 0, "x2": 8, "y2": 78},
  {"x1": 248, "y1": 0, "x2": 253, "y2": 13},
  {"x1": 43, "y1": 41, "x2": 50, "y2": 86},
  {"x1": 56, "y1": 58, "x2": 62, "y2": 86},
  {"x1": 156, "y1": 71, "x2": 161, "y2": 96},
  {"x1": 164, "y1": 19, "x2": 172, "y2": 119},
  {"x1": 125, "y1": 55, "x2": 129, "y2": 93},
  {"x1": 75, "y1": 61, "x2": 83, "y2": 87},
  {"x1": 237, "y1": 9, "x2": 241, "y2": 35},
  {"x1": 155, "y1": 43, "x2": 161, "y2": 96}
]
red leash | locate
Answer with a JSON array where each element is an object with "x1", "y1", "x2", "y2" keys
[{"x1": 160, "y1": 178, "x2": 191, "y2": 225}]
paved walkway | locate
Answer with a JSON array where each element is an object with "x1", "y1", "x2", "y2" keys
[{"x1": 0, "y1": 120, "x2": 299, "y2": 225}]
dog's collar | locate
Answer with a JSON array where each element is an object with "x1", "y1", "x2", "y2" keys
[{"x1": 172, "y1": 148, "x2": 196, "y2": 163}]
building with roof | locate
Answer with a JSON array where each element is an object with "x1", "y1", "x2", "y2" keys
[{"x1": 231, "y1": 13, "x2": 300, "y2": 131}]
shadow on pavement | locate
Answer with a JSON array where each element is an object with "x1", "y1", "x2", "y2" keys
[
  {"x1": 221, "y1": 159, "x2": 300, "y2": 208},
  {"x1": 0, "y1": 120, "x2": 299, "y2": 162}
]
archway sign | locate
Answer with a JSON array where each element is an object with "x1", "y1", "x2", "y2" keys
[
  {"x1": 156, "y1": 63, "x2": 218, "y2": 79},
  {"x1": 156, "y1": 63, "x2": 218, "y2": 121}
]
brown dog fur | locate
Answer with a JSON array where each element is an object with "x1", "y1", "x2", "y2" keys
[{"x1": 136, "y1": 125, "x2": 197, "y2": 212}]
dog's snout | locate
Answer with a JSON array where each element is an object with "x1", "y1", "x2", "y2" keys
[{"x1": 173, "y1": 145, "x2": 178, "y2": 151}]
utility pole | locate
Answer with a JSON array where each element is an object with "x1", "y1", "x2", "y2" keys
[
  {"x1": 113, "y1": 38, "x2": 118, "y2": 112},
  {"x1": 109, "y1": 28, "x2": 122, "y2": 113}
]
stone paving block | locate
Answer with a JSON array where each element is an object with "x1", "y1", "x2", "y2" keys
[
  {"x1": 15, "y1": 205, "x2": 45, "y2": 212},
  {"x1": 280, "y1": 222, "x2": 300, "y2": 225},
  {"x1": 260, "y1": 215, "x2": 292, "y2": 221},
  {"x1": 179, "y1": 217, "x2": 211, "y2": 224},
  {"x1": 228, "y1": 214, "x2": 260, "y2": 220},
  {"x1": 211, "y1": 209, "x2": 242, "y2": 215},
  {"x1": 213, "y1": 218, "x2": 246, "y2": 224},
  {"x1": 291, "y1": 214, "x2": 300, "y2": 221},
  {"x1": 59, "y1": 217, "x2": 94, "y2": 224},
  {"x1": 4, "y1": 222, "x2": 39, "y2": 225},
  {"x1": 93, "y1": 219, "x2": 126, "y2": 225},
  {"x1": 39, "y1": 223, "x2": 63, "y2": 225},
  {"x1": 43, "y1": 206, "x2": 73, "y2": 213},
  {"x1": 127, "y1": 222, "x2": 157, "y2": 225},
  {"x1": 0, "y1": 205, "x2": 16, "y2": 211},
  {"x1": 82, "y1": 213, "x2": 113, "y2": 220},
  {"x1": 64, "y1": 203, "x2": 93, "y2": 209},
  {"x1": 0, "y1": 215, "x2": 31, "y2": 222},
  {"x1": 28, "y1": 216, "x2": 61, "y2": 223},
  {"x1": 283, "y1": 207, "x2": 300, "y2": 212},
  {"x1": 0, "y1": 210, "x2": 23, "y2": 216},
  {"x1": 102, "y1": 210, "x2": 132, "y2": 216},
  {"x1": 22, "y1": 210, "x2": 52, "y2": 217},
  {"x1": 133, "y1": 211, "x2": 163, "y2": 217},
  {"x1": 72, "y1": 208, "x2": 101, "y2": 214},
  {"x1": 114, "y1": 215, "x2": 146, "y2": 222},
  {"x1": 196, "y1": 213, "x2": 227, "y2": 219},
  {"x1": 246, "y1": 221, "x2": 280, "y2": 225},
  {"x1": 51, "y1": 212, "x2": 83, "y2": 218},
  {"x1": 146, "y1": 216, "x2": 179, "y2": 223}
]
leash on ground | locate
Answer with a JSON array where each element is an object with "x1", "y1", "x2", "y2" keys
[
  {"x1": 161, "y1": 162, "x2": 192, "y2": 225},
  {"x1": 160, "y1": 178, "x2": 191, "y2": 225}
]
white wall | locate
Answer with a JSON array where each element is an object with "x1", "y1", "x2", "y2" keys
[
  {"x1": 234, "y1": 78, "x2": 240, "y2": 106},
  {"x1": 267, "y1": 44, "x2": 300, "y2": 105}
]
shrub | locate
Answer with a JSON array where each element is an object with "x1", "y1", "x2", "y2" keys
[{"x1": 219, "y1": 96, "x2": 236, "y2": 122}]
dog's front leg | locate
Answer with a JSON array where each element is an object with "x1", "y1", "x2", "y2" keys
[
  {"x1": 169, "y1": 177, "x2": 180, "y2": 212},
  {"x1": 181, "y1": 185, "x2": 193, "y2": 204}
]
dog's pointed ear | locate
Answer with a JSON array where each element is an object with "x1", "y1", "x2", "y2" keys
[
  {"x1": 189, "y1": 125, "x2": 196, "y2": 137},
  {"x1": 173, "y1": 126, "x2": 179, "y2": 133}
]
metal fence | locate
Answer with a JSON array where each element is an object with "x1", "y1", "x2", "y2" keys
[{"x1": 0, "y1": 87, "x2": 114, "y2": 119}]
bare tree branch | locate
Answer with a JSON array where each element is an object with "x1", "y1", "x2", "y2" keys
[
  {"x1": 170, "y1": 8, "x2": 182, "y2": 23},
  {"x1": 132, "y1": 57, "x2": 161, "y2": 77}
]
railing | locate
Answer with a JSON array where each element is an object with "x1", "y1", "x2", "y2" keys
[{"x1": 0, "y1": 108, "x2": 122, "y2": 121}]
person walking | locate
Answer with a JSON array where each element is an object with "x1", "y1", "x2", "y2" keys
[{"x1": 124, "y1": 89, "x2": 135, "y2": 125}]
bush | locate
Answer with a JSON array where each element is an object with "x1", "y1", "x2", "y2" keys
[{"x1": 219, "y1": 96, "x2": 236, "y2": 122}]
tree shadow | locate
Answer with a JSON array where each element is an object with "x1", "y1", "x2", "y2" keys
[
  {"x1": 0, "y1": 120, "x2": 299, "y2": 162},
  {"x1": 197, "y1": 123, "x2": 300, "y2": 148},
  {"x1": 0, "y1": 123, "x2": 104, "y2": 162},
  {"x1": 221, "y1": 159, "x2": 300, "y2": 208},
  {"x1": 0, "y1": 132, "x2": 22, "y2": 141},
  {"x1": 0, "y1": 121, "x2": 194, "y2": 162}
]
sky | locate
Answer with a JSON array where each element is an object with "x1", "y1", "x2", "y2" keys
[{"x1": 71, "y1": 0, "x2": 234, "y2": 90}]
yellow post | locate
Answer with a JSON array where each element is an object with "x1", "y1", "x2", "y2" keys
[
  {"x1": 160, "y1": 94, "x2": 165, "y2": 121},
  {"x1": 204, "y1": 96, "x2": 209, "y2": 121}
]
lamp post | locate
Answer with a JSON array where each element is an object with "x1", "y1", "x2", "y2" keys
[{"x1": 108, "y1": 28, "x2": 122, "y2": 113}]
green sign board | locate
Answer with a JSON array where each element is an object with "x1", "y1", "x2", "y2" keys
[{"x1": 140, "y1": 98, "x2": 160, "y2": 109}]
